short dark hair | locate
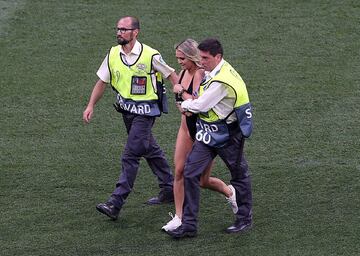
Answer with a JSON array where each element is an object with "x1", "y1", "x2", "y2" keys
[{"x1": 198, "y1": 38, "x2": 223, "y2": 57}]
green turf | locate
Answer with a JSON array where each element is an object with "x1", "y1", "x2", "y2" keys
[{"x1": 1, "y1": 0, "x2": 359, "y2": 255}]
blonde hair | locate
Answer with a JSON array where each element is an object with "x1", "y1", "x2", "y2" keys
[{"x1": 175, "y1": 38, "x2": 201, "y2": 67}]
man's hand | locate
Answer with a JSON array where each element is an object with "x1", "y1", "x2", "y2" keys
[
  {"x1": 83, "y1": 106, "x2": 94, "y2": 124},
  {"x1": 82, "y1": 79, "x2": 107, "y2": 124},
  {"x1": 176, "y1": 103, "x2": 193, "y2": 117}
]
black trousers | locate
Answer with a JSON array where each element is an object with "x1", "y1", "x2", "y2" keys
[
  {"x1": 109, "y1": 113, "x2": 173, "y2": 208},
  {"x1": 182, "y1": 131, "x2": 252, "y2": 230}
]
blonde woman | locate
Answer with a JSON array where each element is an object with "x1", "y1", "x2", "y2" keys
[{"x1": 161, "y1": 39, "x2": 237, "y2": 231}]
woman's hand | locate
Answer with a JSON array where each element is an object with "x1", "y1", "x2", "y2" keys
[{"x1": 173, "y1": 83, "x2": 183, "y2": 94}]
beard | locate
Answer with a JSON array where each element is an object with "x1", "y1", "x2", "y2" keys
[{"x1": 117, "y1": 37, "x2": 130, "y2": 45}]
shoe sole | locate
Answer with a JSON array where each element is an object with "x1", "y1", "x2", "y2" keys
[
  {"x1": 145, "y1": 201, "x2": 162, "y2": 205},
  {"x1": 168, "y1": 231, "x2": 197, "y2": 239},
  {"x1": 172, "y1": 232, "x2": 197, "y2": 239},
  {"x1": 225, "y1": 224, "x2": 252, "y2": 234},
  {"x1": 96, "y1": 205, "x2": 118, "y2": 221},
  {"x1": 161, "y1": 225, "x2": 181, "y2": 232},
  {"x1": 145, "y1": 199, "x2": 174, "y2": 205},
  {"x1": 161, "y1": 227, "x2": 174, "y2": 233}
]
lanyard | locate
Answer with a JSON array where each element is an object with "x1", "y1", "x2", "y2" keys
[{"x1": 120, "y1": 52, "x2": 132, "y2": 69}]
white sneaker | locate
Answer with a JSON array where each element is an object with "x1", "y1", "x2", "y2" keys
[
  {"x1": 161, "y1": 212, "x2": 182, "y2": 231},
  {"x1": 226, "y1": 185, "x2": 238, "y2": 214}
]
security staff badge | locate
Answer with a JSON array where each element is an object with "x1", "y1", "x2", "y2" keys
[
  {"x1": 131, "y1": 63, "x2": 147, "y2": 95},
  {"x1": 131, "y1": 76, "x2": 147, "y2": 95}
]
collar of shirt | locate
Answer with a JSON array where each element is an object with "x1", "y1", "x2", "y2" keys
[
  {"x1": 119, "y1": 40, "x2": 141, "y2": 57},
  {"x1": 203, "y1": 58, "x2": 225, "y2": 83}
]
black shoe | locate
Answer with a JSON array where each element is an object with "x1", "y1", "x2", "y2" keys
[
  {"x1": 96, "y1": 202, "x2": 120, "y2": 220},
  {"x1": 146, "y1": 190, "x2": 174, "y2": 205},
  {"x1": 226, "y1": 219, "x2": 253, "y2": 234},
  {"x1": 166, "y1": 225, "x2": 197, "y2": 239}
]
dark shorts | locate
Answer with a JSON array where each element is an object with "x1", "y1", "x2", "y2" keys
[{"x1": 186, "y1": 114, "x2": 198, "y2": 141}]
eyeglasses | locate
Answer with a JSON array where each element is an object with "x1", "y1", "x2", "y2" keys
[{"x1": 115, "y1": 27, "x2": 137, "y2": 33}]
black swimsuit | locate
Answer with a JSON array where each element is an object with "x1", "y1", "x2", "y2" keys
[{"x1": 175, "y1": 71, "x2": 198, "y2": 141}]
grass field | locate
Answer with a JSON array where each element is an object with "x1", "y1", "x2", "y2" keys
[{"x1": 1, "y1": 0, "x2": 359, "y2": 255}]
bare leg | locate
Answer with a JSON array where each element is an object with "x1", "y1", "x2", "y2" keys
[
  {"x1": 200, "y1": 161, "x2": 232, "y2": 198},
  {"x1": 173, "y1": 116, "x2": 233, "y2": 220},
  {"x1": 173, "y1": 116, "x2": 193, "y2": 217}
]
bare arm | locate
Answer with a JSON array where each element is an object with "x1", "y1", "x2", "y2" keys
[
  {"x1": 174, "y1": 69, "x2": 205, "y2": 116},
  {"x1": 82, "y1": 79, "x2": 107, "y2": 123},
  {"x1": 173, "y1": 69, "x2": 204, "y2": 100},
  {"x1": 167, "y1": 71, "x2": 179, "y2": 86},
  {"x1": 183, "y1": 69, "x2": 204, "y2": 100}
]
